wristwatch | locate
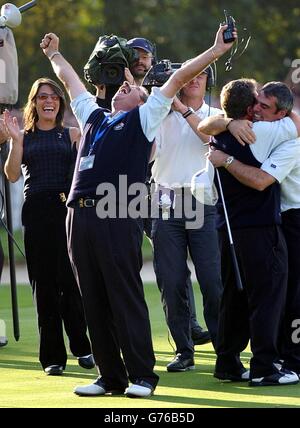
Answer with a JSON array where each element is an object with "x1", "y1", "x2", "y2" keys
[{"x1": 224, "y1": 155, "x2": 235, "y2": 169}]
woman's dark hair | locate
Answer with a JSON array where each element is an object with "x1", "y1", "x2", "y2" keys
[{"x1": 23, "y1": 78, "x2": 66, "y2": 132}]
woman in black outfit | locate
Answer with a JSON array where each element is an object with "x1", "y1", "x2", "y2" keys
[{"x1": 3, "y1": 78, "x2": 94, "y2": 375}]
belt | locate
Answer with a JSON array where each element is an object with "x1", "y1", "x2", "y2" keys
[
  {"x1": 26, "y1": 191, "x2": 67, "y2": 203},
  {"x1": 77, "y1": 198, "x2": 99, "y2": 208}
]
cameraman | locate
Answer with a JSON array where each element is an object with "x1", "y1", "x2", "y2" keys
[
  {"x1": 126, "y1": 38, "x2": 154, "y2": 85},
  {"x1": 95, "y1": 37, "x2": 155, "y2": 109}
]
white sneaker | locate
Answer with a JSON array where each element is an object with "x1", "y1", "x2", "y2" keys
[
  {"x1": 125, "y1": 380, "x2": 154, "y2": 398},
  {"x1": 249, "y1": 369, "x2": 299, "y2": 386},
  {"x1": 0, "y1": 336, "x2": 8, "y2": 347},
  {"x1": 74, "y1": 377, "x2": 125, "y2": 396},
  {"x1": 0, "y1": 320, "x2": 7, "y2": 347},
  {"x1": 241, "y1": 370, "x2": 250, "y2": 380},
  {"x1": 74, "y1": 381, "x2": 106, "y2": 396}
]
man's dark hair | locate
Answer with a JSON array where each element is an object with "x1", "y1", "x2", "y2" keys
[
  {"x1": 261, "y1": 81, "x2": 293, "y2": 114},
  {"x1": 220, "y1": 78, "x2": 257, "y2": 119}
]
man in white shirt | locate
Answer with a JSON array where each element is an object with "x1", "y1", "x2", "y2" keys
[{"x1": 151, "y1": 68, "x2": 223, "y2": 372}]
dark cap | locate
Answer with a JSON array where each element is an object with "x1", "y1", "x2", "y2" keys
[{"x1": 126, "y1": 38, "x2": 154, "y2": 55}]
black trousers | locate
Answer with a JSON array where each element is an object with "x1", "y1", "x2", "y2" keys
[
  {"x1": 216, "y1": 225, "x2": 288, "y2": 378},
  {"x1": 281, "y1": 209, "x2": 300, "y2": 372},
  {"x1": 66, "y1": 206, "x2": 159, "y2": 390},
  {"x1": 22, "y1": 193, "x2": 91, "y2": 369},
  {"x1": 143, "y1": 218, "x2": 202, "y2": 332},
  {"x1": 152, "y1": 203, "x2": 222, "y2": 358}
]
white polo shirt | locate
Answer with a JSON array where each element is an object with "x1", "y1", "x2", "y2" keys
[
  {"x1": 152, "y1": 102, "x2": 222, "y2": 188},
  {"x1": 249, "y1": 117, "x2": 298, "y2": 162},
  {"x1": 260, "y1": 138, "x2": 300, "y2": 212}
]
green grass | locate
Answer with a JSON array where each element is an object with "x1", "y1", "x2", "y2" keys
[
  {"x1": 0, "y1": 228, "x2": 25, "y2": 265},
  {"x1": 0, "y1": 228, "x2": 153, "y2": 263},
  {"x1": 0, "y1": 283, "x2": 300, "y2": 408}
]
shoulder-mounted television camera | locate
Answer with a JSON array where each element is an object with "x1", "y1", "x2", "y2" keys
[
  {"x1": 84, "y1": 34, "x2": 139, "y2": 86},
  {"x1": 142, "y1": 59, "x2": 181, "y2": 87},
  {"x1": 142, "y1": 59, "x2": 215, "y2": 91}
]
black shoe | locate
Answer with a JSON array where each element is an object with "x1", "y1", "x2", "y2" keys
[
  {"x1": 249, "y1": 368, "x2": 299, "y2": 386},
  {"x1": 192, "y1": 330, "x2": 211, "y2": 346},
  {"x1": 214, "y1": 367, "x2": 250, "y2": 382},
  {"x1": 44, "y1": 365, "x2": 64, "y2": 376},
  {"x1": 167, "y1": 354, "x2": 195, "y2": 372},
  {"x1": 77, "y1": 354, "x2": 95, "y2": 369}
]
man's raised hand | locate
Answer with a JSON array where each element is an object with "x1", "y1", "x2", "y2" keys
[{"x1": 40, "y1": 33, "x2": 60, "y2": 58}]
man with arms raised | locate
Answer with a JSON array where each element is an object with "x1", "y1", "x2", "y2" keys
[{"x1": 34, "y1": 25, "x2": 235, "y2": 397}]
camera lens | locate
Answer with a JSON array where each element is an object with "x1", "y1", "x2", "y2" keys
[{"x1": 100, "y1": 63, "x2": 125, "y2": 85}]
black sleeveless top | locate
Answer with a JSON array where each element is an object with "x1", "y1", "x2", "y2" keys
[{"x1": 22, "y1": 127, "x2": 76, "y2": 200}]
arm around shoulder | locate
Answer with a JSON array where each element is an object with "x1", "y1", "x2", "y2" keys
[{"x1": 198, "y1": 115, "x2": 228, "y2": 135}]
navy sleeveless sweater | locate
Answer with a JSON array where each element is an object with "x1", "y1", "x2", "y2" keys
[
  {"x1": 68, "y1": 107, "x2": 153, "y2": 205},
  {"x1": 213, "y1": 131, "x2": 281, "y2": 230}
]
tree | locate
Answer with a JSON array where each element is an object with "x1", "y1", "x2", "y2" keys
[
  {"x1": 11, "y1": 0, "x2": 300, "y2": 105},
  {"x1": 13, "y1": 0, "x2": 104, "y2": 105}
]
